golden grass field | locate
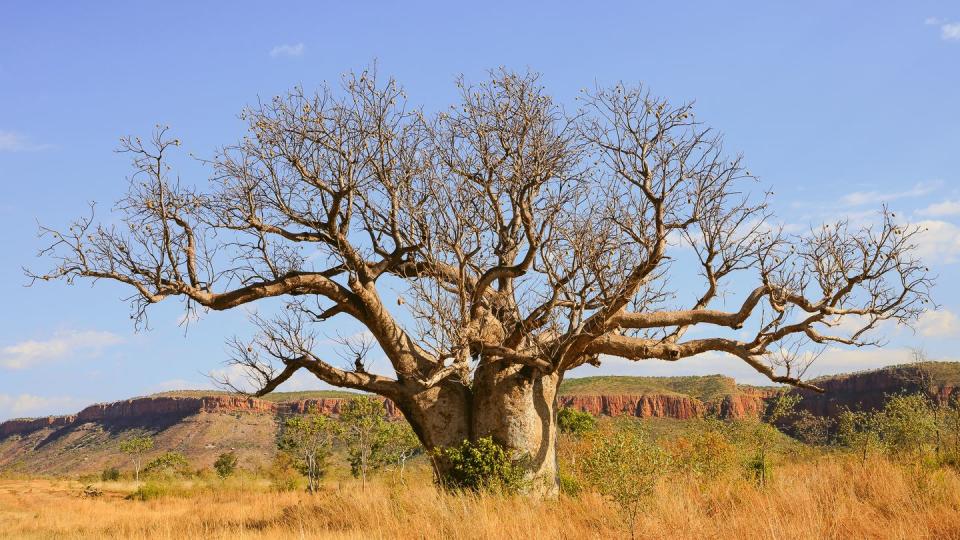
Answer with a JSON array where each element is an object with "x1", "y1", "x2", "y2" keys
[{"x1": 2, "y1": 455, "x2": 960, "y2": 540}]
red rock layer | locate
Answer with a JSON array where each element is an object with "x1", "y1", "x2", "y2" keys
[
  {"x1": 0, "y1": 395, "x2": 404, "y2": 439},
  {"x1": 0, "y1": 415, "x2": 77, "y2": 438},
  {"x1": 559, "y1": 394, "x2": 706, "y2": 419}
]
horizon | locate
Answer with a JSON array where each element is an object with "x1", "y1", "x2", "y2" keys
[
  {"x1": 3, "y1": 360, "x2": 954, "y2": 422},
  {"x1": 2, "y1": 1, "x2": 960, "y2": 422}
]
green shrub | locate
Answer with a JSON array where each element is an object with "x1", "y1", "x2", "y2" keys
[
  {"x1": 100, "y1": 466, "x2": 121, "y2": 482},
  {"x1": 558, "y1": 470, "x2": 581, "y2": 495},
  {"x1": 558, "y1": 408, "x2": 597, "y2": 437},
  {"x1": 142, "y1": 451, "x2": 191, "y2": 479},
  {"x1": 127, "y1": 481, "x2": 167, "y2": 501},
  {"x1": 213, "y1": 451, "x2": 238, "y2": 479},
  {"x1": 434, "y1": 437, "x2": 526, "y2": 493},
  {"x1": 267, "y1": 452, "x2": 302, "y2": 492},
  {"x1": 580, "y1": 428, "x2": 668, "y2": 539},
  {"x1": 667, "y1": 428, "x2": 736, "y2": 480}
]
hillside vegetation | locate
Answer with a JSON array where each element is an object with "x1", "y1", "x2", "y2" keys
[{"x1": 559, "y1": 374, "x2": 753, "y2": 402}]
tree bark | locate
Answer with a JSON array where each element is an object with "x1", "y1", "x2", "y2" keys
[{"x1": 473, "y1": 365, "x2": 561, "y2": 496}]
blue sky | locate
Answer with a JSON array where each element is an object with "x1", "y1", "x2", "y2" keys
[{"x1": 1, "y1": 1, "x2": 959, "y2": 420}]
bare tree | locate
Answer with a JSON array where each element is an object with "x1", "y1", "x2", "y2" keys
[{"x1": 29, "y1": 68, "x2": 932, "y2": 495}]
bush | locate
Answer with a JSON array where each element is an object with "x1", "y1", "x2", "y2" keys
[
  {"x1": 127, "y1": 481, "x2": 167, "y2": 501},
  {"x1": 267, "y1": 452, "x2": 302, "y2": 492},
  {"x1": 142, "y1": 451, "x2": 191, "y2": 479},
  {"x1": 579, "y1": 428, "x2": 668, "y2": 539},
  {"x1": 434, "y1": 437, "x2": 526, "y2": 494},
  {"x1": 558, "y1": 408, "x2": 597, "y2": 437},
  {"x1": 667, "y1": 428, "x2": 736, "y2": 481},
  {"x1": 100, "y1": 466, "x2": 121, "y2": 482},
  {"x1": 558, "y1": 470, "x2": 581, "y2": 495},
  {"x1": 214, "y1": 451, "x2": 238, "y2": 479}
]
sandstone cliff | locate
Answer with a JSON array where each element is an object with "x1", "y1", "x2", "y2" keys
[
  {"x1": 790, "y1": 362, "x2": 960, "y2": 417},
  {"x1": 0, "y1": 394, "x2": 404, "y2": 442}
]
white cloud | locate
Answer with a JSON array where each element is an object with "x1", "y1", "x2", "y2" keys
[
  {"x1": 1, "y1": 329, "x2": 123, "y2": 370},
  {"x1": 148, "y1": 379, "x2": 211, "y2": 394},
  {"x1": 916, "y1": 309, "x2": 960, "y2": 337},
  {"x1": 269, "y1": 43, "x2": 305, "y2": 58},
  {"x1": 917, "y1": 200, "x2": 960, "y2": 217},
  {"x1": 942, "y1": 23, "x2": 960, "y2": 41},
  {"x1": 839, "y1": 180, "x2": 940, "y2": 207},
  {"x1": 927, "y1": 18, "x2": 960, "y2": 40},
  {"x1": 914, "y1": 220, "x2": 960, "y2": 264},
  {"x1": 0, "y1": 130, "x2": 51, "y2": 152},
  {"x1": 0, "y1": 394, "x2": 82, "y2": 419}
]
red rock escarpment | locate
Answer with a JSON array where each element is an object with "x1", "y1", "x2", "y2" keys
[
  {"x1": 558, "y1": 390, "x2": 774, "y2": 420},
  {"x1": 0, "y1": 395, "x2": 404, "y2": 439},
  {"x1": 791, "y1": 366, "x2": 960, "y2": 416},
  {"x1": 790, "y1": 367, "x2": 960, "y2": 418},
  {"x1": 559, "y1": 394, "x2": 706, "y2": 419},
  {"x1": 0, "y1": 415, "x2": 77, "y2": 438}
]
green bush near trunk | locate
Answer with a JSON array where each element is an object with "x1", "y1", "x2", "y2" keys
[{"x1": 434, "y1": 437, "x2": 526, "y2": 494}]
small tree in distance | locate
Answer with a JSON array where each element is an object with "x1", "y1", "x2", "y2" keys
[
  {"x1": 579, "y1": 427, "x2": 668, "y2": 540},
  {"x1": 339, "y1": 396, "x2": 388, "y2": 487},
  {"x1": 378, "y1": 420, "x2": 422, "y2": 480},
  {"x1": 214, "y1": 451, "x2": 239, "y2": 479},
  {"x1": 119, "y1": 435, "x2": 154, "y2": 483},
  {"x1": 278, "y1": 409, "x2": 336, "y2": 493}
]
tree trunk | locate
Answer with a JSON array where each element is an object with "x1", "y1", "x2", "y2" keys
[
  {"x1": 472, "y1": 365, "x2": 561, "y2": 497},
  {"x1": 401, "y1": 366, "x2": 561, "y2": 496}
]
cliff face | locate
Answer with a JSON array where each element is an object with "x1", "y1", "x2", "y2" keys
[
  {"x1": 559, "y1": 394, "x2": 705, "y2": 419},
  {"x1": 558, "y1": 388, "x2": 776, "y2": 421},
  {"x1": 712, "y1": 389, "x2": 778, "y2": 419},
  {"x1": 790, "y1": 364, "x2": 960, "y2": 417},
  {"x1": 0, "y1": 415, "x2": 77, "y2": 438},
  {"x1": 0, "y1": 395, "x2": 403, "y2": 441}
]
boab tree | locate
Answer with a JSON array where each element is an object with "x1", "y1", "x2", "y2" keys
[{"x1": 30, "y1": 69, "x2": 931, "y2": 495}]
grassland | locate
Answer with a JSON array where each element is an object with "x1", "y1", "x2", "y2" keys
[{"x1": 2, "y1": 454, "x2": 959, "y2": 539}]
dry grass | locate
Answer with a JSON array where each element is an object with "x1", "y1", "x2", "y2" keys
[{"x1": 2, "y1": 455, "x2": 960, "y2": 539}]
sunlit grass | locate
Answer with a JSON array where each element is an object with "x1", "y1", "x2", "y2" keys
[{"x1": 2, "y1": 455, "x2": 959, "y2": 539}]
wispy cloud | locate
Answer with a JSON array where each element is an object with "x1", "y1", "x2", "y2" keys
[
  {"x1": 0, "y1": 130, "x2": 52, "y2": 152},
  {"x1": 269, "y1": 43, "x2": 305, "y2": 58},
  {"x1": 1, "y1": 329, "x2": 123, "y2": 370},
  {"x1": 917, "y1": 309, "x2": 960, "y2": 337},
  {"x1": 839, "y1": 180, "x2": 941, "y2": 207},
  {"x1": 0, "y1": 393, "x2": 83, "y2": 419},
  {"x1": 944, "y1": 24, "x2": 960, "y2": 41},
  {"x1": 926, "y1": 17, "x2": 960, "y2": 41},
  {"x1": 914, "y1": 220, "x2": 960, "y2": 264},
  {"x1": 148, "y1": 379, "x2": 211, "y2": 394},
  {"x1": 917, "y1": 200, "x2": 960, "y2": 217}
]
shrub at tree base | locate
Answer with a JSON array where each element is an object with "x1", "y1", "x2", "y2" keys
[{"x1": 434, "y1": 437, "x2": 526, "y2": 494}]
